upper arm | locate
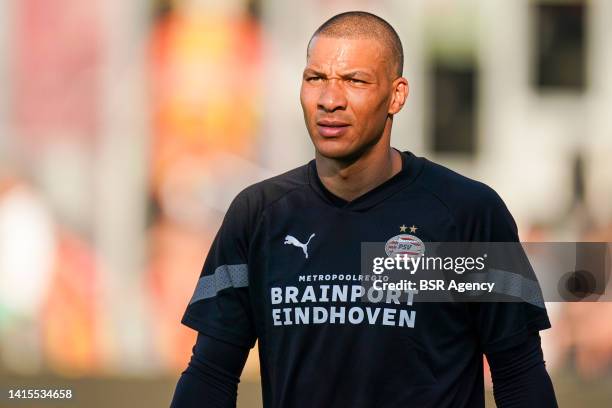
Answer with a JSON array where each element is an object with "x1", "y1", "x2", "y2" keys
[
  {"x1": 181, "y1": 192, "x2": 258, "y2": 348},
  {"x1": 462, "y1": 187, "x2": 551, "y2": 353}
]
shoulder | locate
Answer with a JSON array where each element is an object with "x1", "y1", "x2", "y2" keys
[
  {"x1": 416, "y1": 158, "x2": 517, "y2": 240},
  {"x1": 233, "y1": 163, "x2": 309, "y2": 209},
  {"x1": 225, "y1": 162, "x2": 310, "y2": 225},
  {"x1": 417, "y1": 158, "x2": 507, "y2": 213}
]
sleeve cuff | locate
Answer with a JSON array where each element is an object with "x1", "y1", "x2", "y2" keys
[
  {"x1": 482, "y1": 315, "x2": 552, "y2": 354},
  {"x1": 181, "y1": 312, "x2": 257, "y2": 349}
]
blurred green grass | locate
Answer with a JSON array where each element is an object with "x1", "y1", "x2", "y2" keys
[
  {"x1": 0, "y1": 369, "x2": 610, "y2": 407},
  {"x1": 0, "y1": 373, "x2": 260, "y2": 408}
]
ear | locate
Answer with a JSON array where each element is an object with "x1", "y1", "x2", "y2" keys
[{"x1": 388, "y1": 77, "x2": 409, "y2": 115}]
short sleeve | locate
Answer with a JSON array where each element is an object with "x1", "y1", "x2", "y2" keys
[
  {"x1": 466, "y1": 189, "x2": 551, "y2": 354},
  {"x1": 181, "y1": 193, "x2": 257, "y2": 348}
]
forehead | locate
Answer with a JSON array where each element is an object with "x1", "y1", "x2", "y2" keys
[{"x1": 306, "y1": 36, "x2": 389, "y2": 73}]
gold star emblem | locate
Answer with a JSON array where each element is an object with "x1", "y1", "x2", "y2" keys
[
  {"x1": 399, "y1": 224, "x2": 407, "y2": 232},
  {"x1": 409, "y1": 225, "x2": 418, "y2": 233}
]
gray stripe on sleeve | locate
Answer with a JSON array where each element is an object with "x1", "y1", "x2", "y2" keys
[
  {"x1": 467, "y1": 268, "x2": 545, "y2": 308},
  {"x1": 189, "y1": 264, "x2": 249, "y2": 304}
]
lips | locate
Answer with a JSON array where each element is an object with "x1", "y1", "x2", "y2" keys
[{"x1": 316, "y1": 119, "x2": 350, "y2": 137}]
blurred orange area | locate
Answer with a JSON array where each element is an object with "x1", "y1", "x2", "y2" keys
[
  {"x1": 147, "y1": 217, "x2": 216, "y2": 370},
  {"x1": 145, "y1": 5, "x2": 263, "y2": 372},
  {"x1": 149, "y1": 11, "x2": 262, "y2": 195},
  {"x1": 41, "y1": 230, "x2": 102, "y2": 375}
]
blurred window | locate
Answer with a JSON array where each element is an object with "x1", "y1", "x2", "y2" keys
[
  {"x1": 532, "y1": 1, "x2": 587, "y2": 91},
  {"x1": 429, "y1": 60, "x2": 478, "y2": 155}
]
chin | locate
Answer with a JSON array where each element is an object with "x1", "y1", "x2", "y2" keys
[{"x1": 313, "y1": 138, "x2": 364, "y2": 161}]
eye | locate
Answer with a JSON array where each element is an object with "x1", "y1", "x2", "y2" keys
[
  {"x1": 306, "y1": 76, "x2": 322, "y2": 82},
  {"x1": 348, "y1": 78, "x2": 366, "y2": 84}
]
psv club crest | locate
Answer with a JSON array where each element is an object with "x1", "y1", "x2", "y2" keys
[{"x1": 385, "y1": 233, "x2": 425, "y2": 258}]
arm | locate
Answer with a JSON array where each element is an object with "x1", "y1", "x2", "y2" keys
[
  {"x1": 174, "y1": 191, "x2": 258, "y2": 406},
  {"x1": 170, "y1": 333, "x2": 250, "y2": 408},
  {"x1": 486, "y1": 332, "x2": 558, "y2": 408}
]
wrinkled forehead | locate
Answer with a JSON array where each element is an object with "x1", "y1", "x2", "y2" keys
[{"x1": 306, "y1": 35, "x2": 394, "y2": 76}]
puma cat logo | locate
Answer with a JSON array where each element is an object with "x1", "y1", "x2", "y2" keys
[{"x1": 284, "y1": 233, "x2": 316, "y2": 259}]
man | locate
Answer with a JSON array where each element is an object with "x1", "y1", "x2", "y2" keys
[{"x1": 171, "y1": 11, "x2": 558, "y2": 408}]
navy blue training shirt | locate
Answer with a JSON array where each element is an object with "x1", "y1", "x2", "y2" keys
[{"x1": 182, "y1": 150, "x2": 551, "y2": 408}]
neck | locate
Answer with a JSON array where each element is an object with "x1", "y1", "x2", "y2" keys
[{"x1": 315, "y1": 135, "x2": 402, "y2": 202}]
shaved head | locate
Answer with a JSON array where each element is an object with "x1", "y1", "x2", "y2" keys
[{"x1": 308, "y1": 11, "x2": 404, "y2": 77}]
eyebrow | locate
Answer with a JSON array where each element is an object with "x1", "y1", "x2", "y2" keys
[
  {"x1": 343, "y1": 71, "x2": 374, "y2": 79},
  {"x1": 303, "y1": 68, "x2": 375, "y2": 80}
]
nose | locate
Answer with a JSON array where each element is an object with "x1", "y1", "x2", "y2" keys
[{"x1": 317, "y1": 79, "x2": 347, "y2": 113}]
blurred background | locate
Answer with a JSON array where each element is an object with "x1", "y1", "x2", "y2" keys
[{"x1": 0, "y1": 0, "x2": 611, "y2": 406}]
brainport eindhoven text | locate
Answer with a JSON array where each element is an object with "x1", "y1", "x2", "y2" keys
[{"x1": 270, "y1": 284, "x2": 418, "y2": 327}]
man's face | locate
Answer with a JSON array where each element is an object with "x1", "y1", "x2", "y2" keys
[{"x1": 300, "y1": 36, "x2": 404, "y2": 161}]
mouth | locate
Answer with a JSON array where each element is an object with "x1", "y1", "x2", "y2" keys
[{"x1": 316, "y1": 120, "x2": 350, "y2": 137}]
